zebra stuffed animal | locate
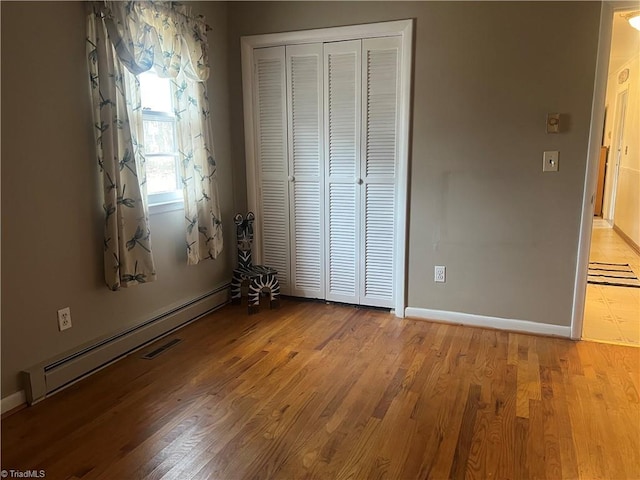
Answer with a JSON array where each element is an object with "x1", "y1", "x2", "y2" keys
[{"x1": 231, "y1": 212, "x2": 280, "y2": 314}]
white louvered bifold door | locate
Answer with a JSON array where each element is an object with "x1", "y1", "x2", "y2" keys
[
  {"x1": 324, "y1": 40, "x2": 362, "y2": 304},
  {"x1": 286, "y1": 44, "x2": 325, "y2": 299},
  {"x1": 359, "y1": 37, "x2": 401, "y2": 307},
  {"x1": 253, "y1": 47, "x2": 291, "y2": 294}
]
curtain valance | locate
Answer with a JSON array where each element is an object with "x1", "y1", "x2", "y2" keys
[{"x1": 93, "y1": 1, "x2": 210, "y2": 81}]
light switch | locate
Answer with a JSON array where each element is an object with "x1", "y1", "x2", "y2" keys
[{"x1": 543, "y1": 151, "x2": 559, "y2": 172}]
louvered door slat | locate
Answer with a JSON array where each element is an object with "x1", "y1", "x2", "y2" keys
[
  {"x1": 365, "y1": 46, "x2": 398, "y2": 177},
  {"x1": 262, "y1": 179, "x2": 290, "y2": 289},
  {"x1": 287, "y1": 44, "x2": 324, "y2": 298},
  {"x1": 324, "y1": 40, "x2": 361, "y2": 304},
  {"x1": 360, "y1": 37, "x2": 400, "y2": 307},
  {"x1": 291, "y1": 55, "x2": 320, "y2": 178},
  {"x1": 258, "y1": 60, "x2": 287, "y2": 176},
  {"x1": 293, "y1": 181, "x2": 321, "y2": 291},
  {"x1": 254, "y1": 47, "x2": 290, "y2": 293},
  {"x1": 364, "y1": 184, "x2": 394, "y2": 300},
  {"x1": 329, "y1": 183, "x2": 356, "y2": 296},
  {"x1": 327, "y1": 50, "x2": 359, "y2": 178}
]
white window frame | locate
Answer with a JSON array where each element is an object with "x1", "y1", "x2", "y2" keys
[
  {"x1": 139, "y1": 74, "x2": 184, "y2": 213},
  {"x1": 240, "y1": 20, "x2": 413, "y2": 317}
]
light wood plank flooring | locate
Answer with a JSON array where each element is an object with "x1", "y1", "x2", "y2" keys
[
  {"x1": 2, "y1": 299, "x2": 639, "y2": 479},
  {"x1": 583, "y1": 220, "x2": 640, "y2": 346}
]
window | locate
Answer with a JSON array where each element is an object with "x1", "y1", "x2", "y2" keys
[{"x1": 139, "y1": 70, "x2": 183, "y2": 206}]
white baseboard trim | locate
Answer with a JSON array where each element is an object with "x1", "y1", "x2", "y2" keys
[
  {"x1": 404, "y1": 307, "x2": 572, "y2": 338},
  {"x1": 1, "y1": 390, "x2": 26, "y2": 414}
]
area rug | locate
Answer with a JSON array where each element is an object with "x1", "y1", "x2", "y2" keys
[{"x1": 588, "y1": 262, "x2": 640, "y2": 288}]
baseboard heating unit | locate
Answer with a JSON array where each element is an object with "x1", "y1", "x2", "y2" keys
[{"x1": 21, "y1": 284, "x2": 230, "y2": 405}]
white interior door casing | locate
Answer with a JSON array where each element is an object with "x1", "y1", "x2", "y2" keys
[
  {"x1": 287, "y1": 44, "x2": 325, "y2": 299},
  {"x1": 241, "y1": 20, "x2": 413, "y2": 316},
  {"x1": 608, "y1": 89, "x2": 628, "y2": 222}
]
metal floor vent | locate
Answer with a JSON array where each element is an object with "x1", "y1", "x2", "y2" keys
[{"x1": 142, "y1": 338, "x2": 182, "y2": 360}]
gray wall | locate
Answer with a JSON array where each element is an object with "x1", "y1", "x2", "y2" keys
[
  {"x1": 1, "y1": 1, "x2": 603, "y2": 398},
  {"x1": 227, "y1": 2, "x2": 601, "y2": 325},
  {"x1": 1, "y1": 1, "x2": 234, "y2": 397}
]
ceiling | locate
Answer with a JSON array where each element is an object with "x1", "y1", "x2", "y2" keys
[{"x1": 609, "y1": 10, "x2": 640, "y2": 74}]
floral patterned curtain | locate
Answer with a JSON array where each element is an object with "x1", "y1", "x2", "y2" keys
[
  {"x1": 172, "y1": 70, "x2": 223, "y2": 264},
  {"x1": 87, "y1": 7, "x2": 156, "y2": 290},
  {"x1": 87, "y1": 1, "x2": 223, "y2": 288}
]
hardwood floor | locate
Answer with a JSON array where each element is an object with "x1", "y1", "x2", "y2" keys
[{"x1": 2, "y1": 299, "x2": 639, "y2": 479}]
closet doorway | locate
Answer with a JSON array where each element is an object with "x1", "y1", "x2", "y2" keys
[{"x1": 241, "y1": 20, "x2": 413, "y2": 315}]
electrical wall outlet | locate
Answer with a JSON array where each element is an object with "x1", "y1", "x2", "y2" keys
[
  {"x1": 57, "y1": 307, "x2": 72, "y2": 331},
  {"x1": 434, "y1": 266, "x2": 446, "y2": 283}
]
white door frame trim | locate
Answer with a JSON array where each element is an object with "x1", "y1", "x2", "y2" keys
[
  {"x1": 607, "y1": 88, "x2": 629, "y2": 222},
  {"x1": 571, "y1": 2, "x2": 619, "y2": 340},
  {"x1": 241, "y1": 20, "x2": 413, "y2": 317}
]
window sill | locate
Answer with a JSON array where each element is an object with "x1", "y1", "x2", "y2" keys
[{"x1": 149, "y1": 199, "x2": 184, "y2": 215}]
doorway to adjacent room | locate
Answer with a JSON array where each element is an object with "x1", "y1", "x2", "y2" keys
[{"x1": 581, "y1": 7, "x2": 640, "y2": 347}]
